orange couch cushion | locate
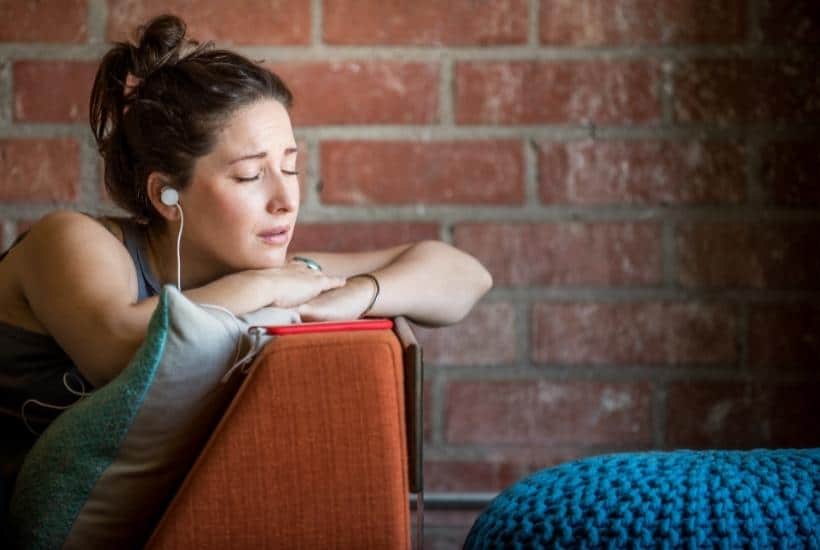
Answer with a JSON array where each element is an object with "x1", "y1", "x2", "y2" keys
[{"x1": 146, "y1": 329, "x2": 410, "y2": 549}]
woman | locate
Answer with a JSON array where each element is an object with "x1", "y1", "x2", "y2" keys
[{"x1": 0, "y1": 15, "x2": 491, "y2": 493}]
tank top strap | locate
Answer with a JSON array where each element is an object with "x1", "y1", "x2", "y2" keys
[{"x1": 116, "y1": 219, "x2": 162, "y2": 300}]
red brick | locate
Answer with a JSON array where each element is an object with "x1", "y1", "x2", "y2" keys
[
  {"x1": 413, "y1": 302, "x2": 517, "y2": 366},
  {"x1": 323, "y1": 0, "x2": 528, "y2": 45},
  {"x1": 320, "y1": 141, "x2": 524, "y2": 205},
  {"x1": 666, "y1": 381, "x2": 820, "y2": 448},
  {"x1": 674, "y1": 59, "x2": 820, "y2": 124},
  {"x1": 294, "y1": 139, "x2": 309, "y2": 205},
  {"x1": 445, "y1": 380, "x2": 652, "y2": 445},
  {"x1": 106, "y1": 0, "x2": 310, "y2": 45},
  {"x1": 748, "y1": 303, "x2": 820, "y2": 371},
  {"x1": 759, "y1": 0, "x2": 820, "y2": 44},
  {"x1": 760, "y1": 141, "x2": 820, "y2": 206},
  {"x1": 0, "y1": 0, "x2": 88, "y2": 43},
  {"x1": 454, "y1": 222, "x2": 662, "y2": 287},
  {"x1": 289, "y1": 222, "x2": 439, "y2": 253},
  {"x1": 13, "y1": 61, "x2": 98, "y2": 123},
  {"x1": 272, "y1": 62, "x2": 438, "y2": 126},
  {"x1": 533, "y1": 302, "x2": 738, "y2": 365},
  {"x1": 0, "y1": 139, "x2": 80, "y2": 202},
  {"x1": 678, "y1": 222, "x2": 820, "y2": 289},
  {"x1": 769, "y1": 382, "x2": 820, "y2": 447},
  {"x1": 424, "y1": 459, "x2": 527, "y2": 493},
  {"x1": 540, "y1": 0, "x2": 745, "y2": 45},
  {"x1": 455, "y1": 61, "x2": 661, "y2": 125},
  {"x1": 425, "y1": 451, "x2": 584, "y2": 492},
  {"x1": 539, "y1": 140, "x2": 746, "y2": 205}
]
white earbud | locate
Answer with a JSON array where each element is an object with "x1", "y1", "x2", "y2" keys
[
  {"x1": 160, "y1": 187, "x2": 179, "y2": 206},
  {"x1": 159, "y1": 186, "x2": 183, "y2": 290}
]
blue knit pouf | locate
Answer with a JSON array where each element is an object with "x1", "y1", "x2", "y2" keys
[{"x1": 464, "y1": 449, "x2": 820, "y2": 549}]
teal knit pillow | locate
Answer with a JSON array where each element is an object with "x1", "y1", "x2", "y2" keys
[{"x1": 6, "y1": 286, "x2": 259, "y2": 549}]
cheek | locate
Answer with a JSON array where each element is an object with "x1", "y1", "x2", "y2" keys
[
  {"x1": 292, "y1": 179, "x2": 301, "y2": 209},
  {"x1": 189, "y1": 188, "x2": 250, "y2": 235}
]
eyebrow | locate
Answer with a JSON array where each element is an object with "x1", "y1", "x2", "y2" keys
[{"x1": 227, "y1": 147, "x2": 298, "y2": 165}]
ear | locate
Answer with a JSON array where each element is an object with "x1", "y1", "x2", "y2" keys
[{"x1": 146, "y1": 172, "x2": 180, "y2": 221}]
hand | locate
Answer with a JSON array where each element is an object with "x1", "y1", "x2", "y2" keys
[
  {"x1": 252, "y1": 261, "x2": 346, "y2": 308},
  {"x1": 297, "y1": 275, "x2": 376, "y2": 322}
]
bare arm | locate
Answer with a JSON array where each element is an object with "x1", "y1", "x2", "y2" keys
[
  {"x1": 290, "y1": 240, "x2": 493, "y2": 326},
  {"x1": 16, "y1": 211, "x2": 342, "y2": 387}
]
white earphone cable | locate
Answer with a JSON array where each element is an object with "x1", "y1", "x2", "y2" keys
[
  {"x1": 20, "y1": 199, "x2": 262, "y2": 437},
  {"x1": 174, "y1": 203, "x2": 183, "y2": 291},
  {"x1": 169, "y1": 200, "x2": 266, "y2": 383},
  {"x1": 21, "y1": 371, "x2": 93, "y2": 436}
]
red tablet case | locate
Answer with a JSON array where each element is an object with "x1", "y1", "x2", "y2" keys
[{"x1": 260, "y1": 318, "x2": 394, "y2": 335}]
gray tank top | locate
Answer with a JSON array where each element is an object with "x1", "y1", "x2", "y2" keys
[{"x1": 0, "y1": 216, "x2": 159, "y2": 494}]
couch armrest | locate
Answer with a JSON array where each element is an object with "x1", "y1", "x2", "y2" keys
[
  {"x1": 394, "y1": 316, "x2": 423, "y2": 495},
  {"x1": 146, "y1": 327, "x2": 410, "y2": 549}
]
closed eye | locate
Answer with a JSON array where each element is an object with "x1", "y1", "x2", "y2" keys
[
  {"x1": 235, "y1": 173, "x2": 262, "y2": 182},
  {"x1": 235, "y1": 169, "x2": 299, "y2": 182}
]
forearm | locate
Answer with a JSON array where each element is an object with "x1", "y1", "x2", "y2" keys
[
  {"x1": 365, "y1": 240, "x2": 492, "y2": 326},
  {"x1": 90, "y1": 270, "x2": 280, "y2": 384}
]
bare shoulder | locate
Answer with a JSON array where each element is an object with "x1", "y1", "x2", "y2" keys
[
  {"x1": 14, "y1": 210, "x2": 138, "y2": 302},
  {"x1": 25, "y1": 210, "x2": 119, "y2": 245}
]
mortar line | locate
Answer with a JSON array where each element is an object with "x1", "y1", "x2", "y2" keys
[
  {"x1": 78, "y1": 131, "x2": 101, "y2": 213},
  {"x1": 738, "y1": 301, "x2": 750, "y2": 373},
  {"x1": 518, "y1": 296, "x2": 532, "y2": 371},
  {"x1": 431, "y1": 363, "x2": 447, "y2": 447},
  {"x1": 0, "y1": 56, "x2": 11, "y2": 127},
  {"x1": 0, "y1": 43, "x2": 803, "y2": 62},
  {"x1": 311, "y1": 0, "x2": 322, "y2": 47},
  {"x1": 298, "y1": 134, "x2": 322, "y2": 213},
  {"x1": 528, "y1": 0, "x2": 540, "y2": 47},
  {"x1": 439, "y1": 54, "x2": 454, "y2": 126},
  {"x1": 660, "y1": 57, "x2": 675, "y2": 124},
  {"x1": 524, "y1": 137, "x2": 540, "y2": 206},
  {"x1": 5, "y1": 122, "x2": 816, "y2": 142},
  {"x1": 663, "y1": 220, "x2": 677, "y2": 288},
  {"x1": 652, "y1": 382, "x2": 667, "y2": 448},
  {"x1": 748, "y1": 0, "x2": 763, "y2": 45},
  {"x1": 87, "y1": 0, "x2": 108, "y2": 45}
]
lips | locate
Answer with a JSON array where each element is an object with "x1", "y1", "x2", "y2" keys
[{"x1": 258, "y1": 225, "x2": 291, "y2": 245}]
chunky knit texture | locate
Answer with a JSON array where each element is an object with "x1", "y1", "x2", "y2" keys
[{"x1": 464, "y1": 449, "x2": 820, "y2": 549}]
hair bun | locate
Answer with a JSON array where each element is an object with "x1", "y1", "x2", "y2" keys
[{"x1": 131, "y1": 14, "x2": 199, "y2": 77}]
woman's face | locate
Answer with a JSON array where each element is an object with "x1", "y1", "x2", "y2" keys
[{"x1": 179, "y1": 98, "x2": 300, "y2": 273}]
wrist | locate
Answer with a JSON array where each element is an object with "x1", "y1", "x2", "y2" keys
[{"x1": 348, "y1": 273, "x2": 380, "y2": 318}]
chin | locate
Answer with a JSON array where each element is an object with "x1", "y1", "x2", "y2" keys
[{"x1": 254, "y1": 249, "x2": 289, "y2": 269}]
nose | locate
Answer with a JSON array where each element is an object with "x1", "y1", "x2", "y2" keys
[{"x1": 265, "y1": 166, "x2": 298, "y2": 214}]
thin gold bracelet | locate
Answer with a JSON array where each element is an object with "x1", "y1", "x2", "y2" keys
[{"x1": 351, "y1": 273, "x2": 380, "y2": 317}]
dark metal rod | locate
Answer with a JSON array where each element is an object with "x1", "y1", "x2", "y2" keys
[{"x1": 409, "y1": 492, "x2": 497, "y2": 510}]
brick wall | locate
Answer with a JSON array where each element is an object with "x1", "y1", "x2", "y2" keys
[{"x1": 1, "y1": 0, "x2": 818, "y2": 544}]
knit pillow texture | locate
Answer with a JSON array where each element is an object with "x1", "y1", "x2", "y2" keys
[
  {"x1": 465, "y1": 448, "x2": 820, "y2": 549},
  {"x1": 6, "y1": 286, "x2": 266, "y2": 549}
]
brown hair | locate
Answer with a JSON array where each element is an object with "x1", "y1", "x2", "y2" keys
[{"x1": 89, "y1": 14, "x2": 293, "y2": 222}]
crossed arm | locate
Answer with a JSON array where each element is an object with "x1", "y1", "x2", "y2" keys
[
  {"x1": 288, "y1": 241, "x2": 493, "y2": 326},
  {"x1": 13, "y1": 212, "x2": 492, "y2": 386}
]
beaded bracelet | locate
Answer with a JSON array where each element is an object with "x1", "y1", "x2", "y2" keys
[{"x1": 351, "y1": 273, "x2": 380, "y2": 317}]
